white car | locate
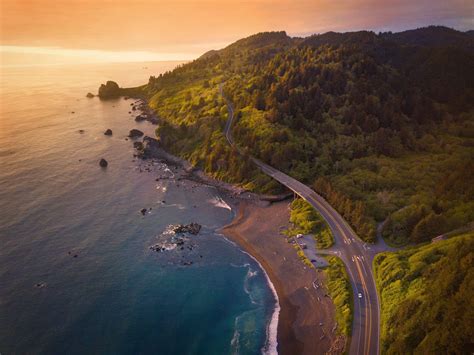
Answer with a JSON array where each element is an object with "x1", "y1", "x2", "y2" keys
[{"x1": 358, "y1": 293, "x2": 363, "y2": 299}]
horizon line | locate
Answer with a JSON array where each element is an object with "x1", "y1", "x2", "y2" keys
[{"x1": 1, "y1": 24, "x2": 471, "y2": 66}]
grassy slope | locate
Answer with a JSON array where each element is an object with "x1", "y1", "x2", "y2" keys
[
  {"x1": 324, "y1": 256, "x2": 353, "y2": 337},
  {"x1": 287, "y1": 199, "x2": 334, "y2": 248},
  {"x1": 374, "y1": 233, "x2": 474, "y2": 354}
]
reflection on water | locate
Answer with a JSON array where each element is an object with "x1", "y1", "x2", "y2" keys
[{"x1": 0, "y1": 62, "x2": 276, "y2": 354}]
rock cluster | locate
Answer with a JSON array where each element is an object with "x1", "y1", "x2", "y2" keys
[
  {"x1": 129, "y1": 100, "x2": 159, "y2": 124},
  {"x1": 173, "y1": 223, "x2": 201, "y2": 235},
  {"x1": 149, "y1": 222, "x2": 202, "y2": 263},
  {"x1": 133, "y1": 136, "x2": 161, "y2": 159}
]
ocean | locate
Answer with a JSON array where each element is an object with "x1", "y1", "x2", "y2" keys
[{"x1": 0, "y1": 62, "x2": 277, "y2": 354}]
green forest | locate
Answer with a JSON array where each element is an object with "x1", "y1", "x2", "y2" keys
[
  {"x1": 374, "y1": 233, "x2": 474, "y2": 354},
  {"x1": 122, "y1": 26, "x2": 473, "y2": 246}
]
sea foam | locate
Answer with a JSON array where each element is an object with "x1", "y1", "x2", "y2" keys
[
  {"x1": 239, "y1": 250, "x2": 280, "y2": 355},
  {"x1": 208, "y1": 196, "x2": 232, "y2": 211}
]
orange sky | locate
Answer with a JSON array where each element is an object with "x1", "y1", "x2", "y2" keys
[{"x1": 1, "y1": 0, "x2": 472, "y2": 63}]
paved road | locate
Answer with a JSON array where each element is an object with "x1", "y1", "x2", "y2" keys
[{"x1": 220, "y1": 86, "x2": 391, "y2": 354}]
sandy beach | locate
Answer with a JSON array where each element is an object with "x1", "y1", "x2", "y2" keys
[{"x1": 220, "y1": 200, "x2": 345, "y2": 355}]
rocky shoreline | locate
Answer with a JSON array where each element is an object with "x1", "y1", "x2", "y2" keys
[
  {"x1": 94, "y1": 82, "x2": 292, "y2": 203},
  {"x1": 130, "y1": 132, "x2": 293, "y2": 202},
  {"x1": 128, "y1": 104, "x2": 292, "y2": 202}
]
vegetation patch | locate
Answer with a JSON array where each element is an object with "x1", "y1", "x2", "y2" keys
[
  {"x1": 295, "y1": 247, "x2": 314, "y2": 268},
  {"x1": 314, "y1": 228, "x2": 334, "y2": 250},
  {"x1": 374, "y1": 233, "x2": 474, "y2": 354},
  {"x1": 287, "y1": 198, "x2": 334, "y2": 249},
  {"x1": 324, "y1": 256, "x2": 353, "y2": 337}
]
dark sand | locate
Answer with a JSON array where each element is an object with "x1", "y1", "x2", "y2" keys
[{"x1": 221, "y1": 200, "x2": 345, "y2": 355}]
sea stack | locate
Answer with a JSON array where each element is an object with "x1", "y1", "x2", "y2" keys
[{"x1": 98, "y1": 81, "x2": 121, "y2": 99}]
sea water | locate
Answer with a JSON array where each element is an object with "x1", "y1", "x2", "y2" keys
[{"x1": 0, "y1": 62, "x2": 277, "y2": 354}]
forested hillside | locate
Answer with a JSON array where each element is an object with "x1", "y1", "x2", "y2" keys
[
  {"x1": 123, "y1": 26, "x2": 474, "y2": 245},
  {"x1": 374, "y1": 233, "x2": 474, "y2": 354}
]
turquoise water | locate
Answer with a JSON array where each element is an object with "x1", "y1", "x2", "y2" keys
[{"x1": 0, "y1": 62, "x2": 277, "y2": 354}]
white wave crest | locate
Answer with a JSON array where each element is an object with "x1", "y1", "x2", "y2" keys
[
  {"x1": 243, "y1": 267, "x2": 259, "y2": 305},
  {"x1": 208, "y1": 196, "x2": 232, "y2": 211}
]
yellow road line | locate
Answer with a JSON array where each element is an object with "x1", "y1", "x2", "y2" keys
[
  {"x1": 264, "y1": 176, "x2": 375, "y2": 354},
  {"x1": 307, "y1": 195, "x2": 371, "y2": 354},
  {"x1": 354, "y1": 258, "x2": 372, "y2": 355},
  {"x1": 313, "y1": 194, "x2": 371, "y2": 354}
]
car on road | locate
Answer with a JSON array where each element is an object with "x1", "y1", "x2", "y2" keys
[{"x1": 358, "y1": 292, "x2": 363, "y2": 299}]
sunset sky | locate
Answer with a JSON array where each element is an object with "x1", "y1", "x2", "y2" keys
[{"x1": 1, "y1": 0, "x2": 472, "y2": 64}]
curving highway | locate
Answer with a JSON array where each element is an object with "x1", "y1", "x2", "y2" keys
[{"x1": 220, "y1": 85, "x2": 391, "y2": 354}]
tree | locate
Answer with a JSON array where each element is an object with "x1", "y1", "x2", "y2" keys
[
  {"x1": 253, "y1": 91, "x2": 266, "y2": 110},
  {"x1": 411, "y1": 212, "x2": 447, "y2": 243}
]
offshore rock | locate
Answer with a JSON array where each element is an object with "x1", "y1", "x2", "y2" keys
[{"x1": 128, "y1": 129, "x2": 144, "y2": 138}]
